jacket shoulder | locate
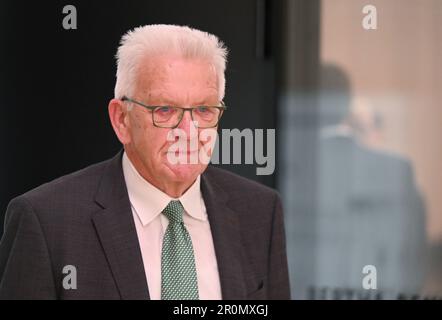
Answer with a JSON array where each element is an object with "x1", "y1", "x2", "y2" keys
[
  {"x1": 8, "y1": 157, "x2": 114, "y2": 220},
  {"x1": 26, "y1": 158, "x2": 110, "y2": 198}
]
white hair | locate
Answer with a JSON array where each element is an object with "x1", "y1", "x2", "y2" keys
[{"x1": 114, "y1": 24, "x2": 228, "y2": 101}]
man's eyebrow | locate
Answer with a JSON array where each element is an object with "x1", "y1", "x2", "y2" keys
[
  {"x1": 150, "y1": 94, "x2": 218, "y2": 106},
  {"x1": 147, "y1": 93, "x2": 176, "y2": 105},
  {"x1": 193, "y1": 100, "x2": 214, "y2": 106}
]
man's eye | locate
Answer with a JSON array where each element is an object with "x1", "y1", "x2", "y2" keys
[
  {"x1": 157, "y1": 106, "x2": 172, "y2": 113},
  {"x1": 197, "y1": 106, "x2": 208, "y2": 113}
]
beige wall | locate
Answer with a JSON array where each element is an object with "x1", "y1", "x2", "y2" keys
[{"x1": 321, "y1": 0, "x2": 442, "y2": 242}]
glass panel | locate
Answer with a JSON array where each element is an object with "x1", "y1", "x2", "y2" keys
[{"x1": 279, "y1": 0, "x2": 442, "y2": 299}]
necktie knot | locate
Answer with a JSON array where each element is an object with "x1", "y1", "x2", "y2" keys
[{"x1": 162, "y1": 200, "x2": 184, "y2": 223}]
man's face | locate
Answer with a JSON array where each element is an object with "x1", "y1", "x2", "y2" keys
[{"x1": 124, "y1": 56, "x2": 219, "y2": 188}]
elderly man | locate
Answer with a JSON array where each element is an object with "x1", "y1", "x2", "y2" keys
[{"x1": 0, "y1": 25, "x2": 290, "y2": 300}]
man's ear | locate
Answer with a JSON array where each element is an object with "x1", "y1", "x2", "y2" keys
[{"x1": 108, "y1": 98, "x2": 131, "y2": 144}]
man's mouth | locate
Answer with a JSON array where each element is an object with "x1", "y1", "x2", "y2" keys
[{"x1": 166, "y1": 149, "x2": 199, "y2": 155}]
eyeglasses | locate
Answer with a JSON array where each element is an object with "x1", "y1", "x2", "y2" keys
[{"x1": 121, "y1": 96, "x2": 227, "y2": 129}]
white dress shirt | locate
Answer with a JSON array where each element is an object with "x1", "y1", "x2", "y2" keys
[{"x1": 122, "y1": 152, "x2": 222, "y2": 300}]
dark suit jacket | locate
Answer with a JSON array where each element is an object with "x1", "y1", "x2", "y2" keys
[{"x1": 0, "y1": 151, "x2": 290, "y2": 300}]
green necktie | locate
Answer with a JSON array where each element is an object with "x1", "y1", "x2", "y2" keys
[{"x1": 161, "y1": 200, "x2": 199, "y2": 300}]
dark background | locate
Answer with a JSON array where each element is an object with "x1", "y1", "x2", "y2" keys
[{"x1": 0, "y1": 0, "x2": 297, "y2": 235}]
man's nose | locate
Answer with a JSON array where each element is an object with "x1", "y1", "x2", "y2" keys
[{"x1": 176, "y1": 110, "x2": 198, "y2": 138}]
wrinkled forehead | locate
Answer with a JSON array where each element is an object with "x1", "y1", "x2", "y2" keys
[{"x1": 134, "y1": 55, "x2": 218, "y2": 100}]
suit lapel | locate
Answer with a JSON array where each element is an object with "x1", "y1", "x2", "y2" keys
[
  {"x1": 92, "y1": 151, "x2": 150, "y2": 300},
  {"x1": 201, "y1": 169, "x2": 247, "y2": 299},
  {"x1": 90, "y1": 152, "x2": 247, "y2": 300}
]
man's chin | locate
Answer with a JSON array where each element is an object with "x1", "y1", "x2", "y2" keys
[{"x1": 163, "y1": 163, "x2": 206, "y2": 182}]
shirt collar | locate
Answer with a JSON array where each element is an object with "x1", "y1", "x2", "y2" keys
[{"x1": 122, "y1": 152, "x2": 206, "y2": 226}]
